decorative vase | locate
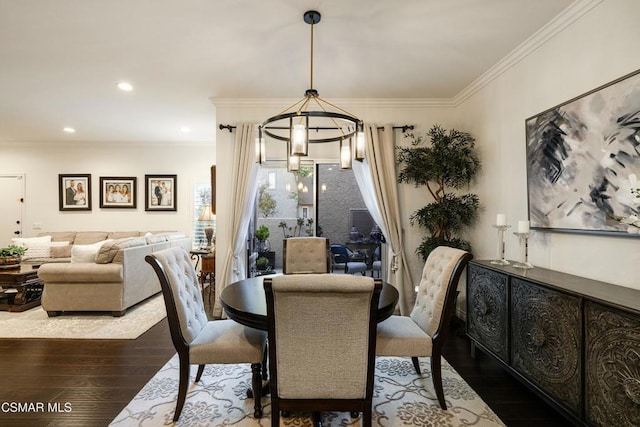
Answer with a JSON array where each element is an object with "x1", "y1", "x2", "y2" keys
[
  {"x1": 350, "y1": 226, "x2": 359, "y2": 243},
  {"x1": 257, "y1": 239, "x2": 270, "y2": 252}
]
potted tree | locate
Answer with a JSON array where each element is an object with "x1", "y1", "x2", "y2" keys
[
  {"x1": 255, "y1": 225, "x2": 271, "y2": 252},
  {"x1": 397, "y1": 124, "x2": 481, "y2": 260}
]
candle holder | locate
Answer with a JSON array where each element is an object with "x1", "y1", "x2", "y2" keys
[
  {"x1": 491, "y1": 224, "x2": 511, "y2": 265},
  {"x1": 513, "y1": 232, "x2": 534, "y2": 269}
]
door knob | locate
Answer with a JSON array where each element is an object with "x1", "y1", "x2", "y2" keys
[{"x1": 14, "y1": 231, "x2": 21, "y2": 235}]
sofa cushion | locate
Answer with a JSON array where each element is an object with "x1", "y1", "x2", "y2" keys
[
  {"x1": 107, "y1": 231, "x2": 144, "y2": 240},
  {"x1": 38, "y1": 231, "x2": 77, "y2": 243},
  {"x1": 145, "y1": 234, "x2": 168, "y2": 244},
  {"x1": 96, "y1": 238, "x2": 146, "y2": 264},
  {"x1": 74, "y1": 232, "x2": 110, "y2": 245},
  {"x1": 71, "y1": 240, "x2": 112, "y2": 263}
]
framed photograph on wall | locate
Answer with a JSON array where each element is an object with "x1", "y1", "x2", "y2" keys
[
  {"x1": 145, "y1": 175, "x2": 177, "y2": 211},
  {"x1": 99, "y1": 177, "x2": 137, "y2": 208},
  {"x1": 58, "y1": 174, "x2": 91, "y2": 211},
  {"x1": 526, "y1": 68, "x2": 640, "y2": 237}
]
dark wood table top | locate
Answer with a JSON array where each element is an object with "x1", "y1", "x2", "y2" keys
[{"x1": 221, "y1": 275, "x2": 399, "y2": 331}]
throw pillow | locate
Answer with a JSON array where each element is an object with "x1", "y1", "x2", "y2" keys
[
  {"x1": 50, "y1": 244, "x2": 72, "y2": 259},
  {"x1": 70, "y1": 239, "x2": 112, "y2": 263},
  {"x1": 95, "y1": 238, "x2": 146, "y2": 264},
  {"x1": 12, "y1": 235, "x2": 52, "y2": 247},
  {"x1": 22, "y1": 241, "x2": 70, "y2": 260}
]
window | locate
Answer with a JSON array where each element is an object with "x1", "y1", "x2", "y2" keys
[{"x1": 192, "y1": 183, "x2": 211, "y2": 249}]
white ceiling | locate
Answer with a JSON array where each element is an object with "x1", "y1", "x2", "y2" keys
[{"x1": 0, "y1": 0, "x2": 575, "y2": 143}]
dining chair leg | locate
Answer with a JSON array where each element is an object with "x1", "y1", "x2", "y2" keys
[
  {"x1": 431, "y1": 352, "x2": 447, "y2": 410},
  {"x1": 363, "y1": 407, "x2": 373, "y2": 427},
  {"x1": 174, "y1": 355, "x2": 189, "y2": 421},
  {"x1": 195, "y1": 364, "x2": 205, "y2": 382},
  {"x1": 250, "y1": 363, "x2": 263, "y2": 418},
  {"x1": 270, "y1": 398, "x2": 280, "y2": 427},
  {"x1": 262, "y1": 343, "x2": 268, "y2": 380},
  {"x1": 312, "y1": 411, "x2": 323, "y2": 427},
  {"x1": 411, "y1": 356, "x2": 421, "y2": 375}
]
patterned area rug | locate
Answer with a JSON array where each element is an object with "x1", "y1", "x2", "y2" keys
[
  {"x1": 111, "y1": 355, "x2": 504, "y2": 426},
  {"x1": 0, "y1": 294, "x2": 166, "y2": 339}
]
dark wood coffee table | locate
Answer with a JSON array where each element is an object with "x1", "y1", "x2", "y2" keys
[{"x1": 0, "y1": 265, "x2": 44, "y2": 312}]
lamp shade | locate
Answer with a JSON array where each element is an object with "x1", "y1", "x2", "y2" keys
[{"x1": 198, "y1": 204, "x2": 215, "y2": 222}]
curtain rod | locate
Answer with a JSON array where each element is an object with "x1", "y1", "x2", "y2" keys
[{"x1": 218, "y1": 124, "x2": 414, "y2": 133}]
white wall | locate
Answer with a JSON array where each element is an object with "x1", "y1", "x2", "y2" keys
[
  {"x1": 0, "y1": 141, "x2": 213, "y2": 239},
  {"x1": 456, "y1": 0, "x2": 640, "y2": 290}
]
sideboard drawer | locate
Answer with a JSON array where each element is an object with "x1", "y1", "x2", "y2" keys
[
  {"x1": 467, "y1": 264, "x2": 508, "y2": 360},
  {"x1": 585, "y1": 301, "x2": 640, "y2": 427},
  {"x1": 511, "y1": 278, "x2": 582, "y2": 416}
]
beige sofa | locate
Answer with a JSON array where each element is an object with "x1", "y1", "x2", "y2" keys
[{"x1": 35, "y1": 231, "x2": 191, "y2": 317}]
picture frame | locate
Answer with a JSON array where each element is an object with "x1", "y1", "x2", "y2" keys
[
  {"x1": 99, "y1": 177, "x2": 137, "y2": 209},
  {"x1": 59, "y1": 174, "x2": 92, "y2": 211},
  {"x1": 145, "y1": 175, "x2": 177, "y2": 211},
  {"x1": 526, "y1": 68, "x2": 640, "y2": 237}
]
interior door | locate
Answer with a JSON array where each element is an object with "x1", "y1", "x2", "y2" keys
[{"x1": 0, "y1": 174, "x2": 25, "y2": 246}]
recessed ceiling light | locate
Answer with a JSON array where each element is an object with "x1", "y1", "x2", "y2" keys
[
  {"x1": 63, "y1": 127, "x2": 76, "y2": 133},
  {"x1": 180, "y1": 127, "x2": 191, "y2": 133},
  {"x1": 117, "y1": 81, "x2": 133, "y2": 91}
]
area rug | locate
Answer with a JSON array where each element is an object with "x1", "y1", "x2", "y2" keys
[
  {"x1": 0, "y1": 294, "x2": 166, "y2": 339},
  {"x1": 110, "y1": 355, "x2": 504, "y2": 426}
]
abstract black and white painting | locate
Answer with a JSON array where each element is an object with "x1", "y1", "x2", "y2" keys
[{"x1": 526, "y1": 69, "x2": 640, "y2": 236}]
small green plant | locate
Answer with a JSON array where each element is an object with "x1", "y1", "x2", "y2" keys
[
  {"x1": 255, "y1": 225, "x2": 270, "y2": 242},
  {"x1": 0, "y1": 245, "x2": 26, "y2": 257},
  {"x1": 256, "y1": 256, "x2": 269, "y2": 270}
]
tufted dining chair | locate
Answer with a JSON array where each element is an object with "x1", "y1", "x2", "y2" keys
[
  {"x1": 282, "y1": 237, "x2": 330, "y2": 274},
  {"x1": 264, "y1": 273, "x2": 382, "y2": 427},
  {"x1": 376, "y1": 246, "x2": 472, "y2": 410},
  {"x1": 145, "y1": 247, "x2": 267, "y2": 421}
]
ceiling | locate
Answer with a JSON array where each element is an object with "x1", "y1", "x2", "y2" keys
[{"x1": 0, "y1": 0, "x2": 575, "y2": 143}]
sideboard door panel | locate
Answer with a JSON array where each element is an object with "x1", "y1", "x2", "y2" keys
[
  {"x1": 510, "y1": 278, "x2": 582, "y2": 416},
  {"x1": 467, "y1": 264, "x2": 508, "y2": 361},
  {"x1": 585, "y1": 301, "x2": 640, "y2": 427}
]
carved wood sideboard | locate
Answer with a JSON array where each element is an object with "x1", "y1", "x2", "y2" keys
[{"x1": 467, "y1": 260, "x2": 640, "y2": 427}]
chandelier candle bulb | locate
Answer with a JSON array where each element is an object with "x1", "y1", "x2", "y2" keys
[
  {"x1": 496, "y1": 214, "x2": 506, "y2": 226},
  {"x1": 518, "y1": 220, "x2": 530, "y2": 233}
]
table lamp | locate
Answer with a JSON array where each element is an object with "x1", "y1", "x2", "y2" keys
[{"x1": 198, "y1": 204, "x2": 216, "y2": 251}]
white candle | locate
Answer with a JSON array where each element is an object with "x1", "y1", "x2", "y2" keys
[
  {"x1": 496, "y1": 213, "x2": 506, "y2": 226},
  {"x1": 518, "y1": 220, "x2": 530, "y2": 233}
]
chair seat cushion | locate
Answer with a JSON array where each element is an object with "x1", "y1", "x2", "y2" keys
[
  {"x1": 190, "y1": 319, "x2": 266, "y2": 365},
  {"x1": 346, "y1": 261, "x2": 367, "y2": 274},
  {"x1": 376, "y1": 315, "x2": 432, "y2": 357}
]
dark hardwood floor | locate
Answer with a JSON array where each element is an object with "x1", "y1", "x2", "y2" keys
[{"x1": 0, "y1": 293, "x2": 569, "y2": 426}]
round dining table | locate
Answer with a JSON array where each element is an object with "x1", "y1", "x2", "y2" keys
[{"x1": 220, "y1": 275, "x2": 399, "y2": 330}]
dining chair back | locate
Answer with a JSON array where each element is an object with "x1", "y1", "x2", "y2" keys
[
  {"x1": 146, "y1": 247, "x2": 266, "y2": 421},
  {"x1": 376, "y1": 246, "x2": 472, "y2": 410},
  {"x1": 282, "y1": 237, "x2": 330, "y2": 274},
  {"x1": 264, "y1": 273, "x2": 382, "y2": 427}
]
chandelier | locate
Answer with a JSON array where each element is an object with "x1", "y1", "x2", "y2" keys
[{"x1": 257, "y1": 10, "x2": 365, "y2": 170}]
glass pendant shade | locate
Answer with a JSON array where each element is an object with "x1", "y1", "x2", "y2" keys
[
  {"x1": 340, "y1": 138, "x2": 352, "y2": 169},
  {"x1": 290, "y1": 120, "x2": 308, "y2": 156},
  {"x1": 288, "y1": 154, "x2": 300, "y2": 172},
  {"x1": 255, "y1": 136, "x2": 266, "y2": 164},
  {"x1": 354, "y1": 128, "x2": 365, "y2": 161}
]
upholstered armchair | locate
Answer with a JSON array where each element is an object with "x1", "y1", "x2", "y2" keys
[
  {"x1": 376, "y1": 246, "x2": 472, "y2": 410},
  {"x1": 145, "y1": 247, "x2": 267, "y2": 421},
  {"x1": 264, "y1": 274, "x2": 382, "y2": 427},
  {"x1": 329, "y1": 244, "x2": 368, "y2": 275},
  {"x1": 282, "y1": 237, "x2": 330, "y2": 274}
]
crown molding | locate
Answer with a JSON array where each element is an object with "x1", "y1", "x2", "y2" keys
[
  {"x1": 210, "y1": 97, "x2": 455, "y2": 109},
  {"x1": 0, "y1": 140, "x2": 213, "y2": 148},
  {"x1": 452, "y1": 0, "x2": 603, "y2": 105},
  {"x1": 213, "y1": 0, "x2": 602, "y2": 111}
]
